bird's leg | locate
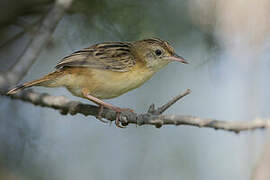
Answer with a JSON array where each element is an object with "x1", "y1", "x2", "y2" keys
[
  {"x1": 97, "y1": 105, "x2": 108, "y2": 123},
  {"x1": 82, "y1": 88, "x2": 132, "y2": 127}
]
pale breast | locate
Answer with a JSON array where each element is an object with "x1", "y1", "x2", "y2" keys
[
  {"x1": 63, "y1": 63, "x2": 155, "y2": 99},
  {"x1": 89, "y1": 67, "x2": 155, "y2": 99}
]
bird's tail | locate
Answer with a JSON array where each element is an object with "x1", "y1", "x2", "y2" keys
[{"x1": 7, "y1": 70, "x2": 63, "y2": 95}]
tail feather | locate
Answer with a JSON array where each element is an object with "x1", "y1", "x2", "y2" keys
[
  {"x1": 7, "y1": 84, "x2": 27, "y2": 95},
  {"x1": 7, "y1": 78, "x2": 49, "y2": 95},
  {"x1": 6, "y1": 70, "x2": 63, "y2": 95}
]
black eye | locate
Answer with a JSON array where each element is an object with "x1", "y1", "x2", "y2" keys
[{"x1": 155, "y1": 49, "x2": 162, "y2": 56}]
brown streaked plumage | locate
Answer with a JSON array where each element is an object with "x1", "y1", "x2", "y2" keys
[{"x1": 7, "y1": 38, "x2": 188, "y2": 127}]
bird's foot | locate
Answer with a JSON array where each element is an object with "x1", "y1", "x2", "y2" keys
[
  {"x1": 96, "y1": 105, "x2": 108, "y2": 123},
  {"x1": 82, "y1": 90, "x2": 133, "y2": 127},
  {"x1": 95, "y1": 104, "x2": 133, "y2": 128},
  {"x1": 110, "y1": 106, "x2": 133, "y2": 128}
]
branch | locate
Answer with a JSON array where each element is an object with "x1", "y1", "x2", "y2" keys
[
  {"x1": 0, "y1": 0, "x2": 73, "y2": 92},
  {"x1": 0, "y1": 15, "x2": 45, "y2": 51},
  {"x1": 148, "y1": 89, "x2": 191, "y2": 114},
  {"x1": 2, "y1": 89, "x2": 269, "y2": 133}
]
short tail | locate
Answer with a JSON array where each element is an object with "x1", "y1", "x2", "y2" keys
[
  {"x1": 7, "y1": 70, "x2": 63, "y2": 95},
  {"x1": 7, "y1": 78, "x2": 47, "y2": 95}
]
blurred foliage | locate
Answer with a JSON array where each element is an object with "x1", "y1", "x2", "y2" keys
[
  {"x1": 0, "y1": 0, "x2": 195, "y2": 42},
  {"x1": 0, "y1": 0, "x2": 218, "y2": 57},
  {"x1": 70, "y1": 0, "x2": 193, "y2": 41},
  {"x1": 1, "y1": 0, "x2": 212, "y2": 71},
  {"x1": 0, "y1": 0, "x2": 52, "y2": 28}
]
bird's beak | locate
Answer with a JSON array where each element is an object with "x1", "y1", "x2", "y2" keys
[{"x1": 168, "y1": 53, "x2": 188, "y2": 64}]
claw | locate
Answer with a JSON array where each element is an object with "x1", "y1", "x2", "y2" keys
[
  {"x1": 112, "y1": 107, "x2": 133, "y2": 128},
  {"x1": 115, "y1": 112, "x2": 125, "y2": 128},
  {"x1": 96, "y1": 105, "x2": 132, "y2": 128}
]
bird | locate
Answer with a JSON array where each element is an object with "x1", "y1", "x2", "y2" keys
[{"x1": 7, "y1": 38, "x2": 188, "y2": 127}]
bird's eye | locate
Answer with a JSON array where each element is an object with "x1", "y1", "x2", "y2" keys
[{"x1": 155, "y1": 49, "x2": 162, "y2": 56}]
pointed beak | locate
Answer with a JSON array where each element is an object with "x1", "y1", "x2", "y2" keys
[{"x1": 168, "y1": 53, "x2": 188, "y2": 64}]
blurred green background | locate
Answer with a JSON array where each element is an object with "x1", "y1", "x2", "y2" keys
[{"x1": 0, "y1": 0, "x2": 269, "y2": 179}]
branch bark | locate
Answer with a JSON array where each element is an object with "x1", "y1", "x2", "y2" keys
[{"x1": 2, "y1": 89, "x2": 269, "y2": 133}]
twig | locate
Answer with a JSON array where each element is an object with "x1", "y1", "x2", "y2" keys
[
  {"x1": 145, "y1": 115, "x2": 268, "y2": 133},
  {"x1": 1, "y1": 89, "x2": 269, "y2": 133},
  {"x1": 0, "y1": 0, "x2": 73, "y2": 92},
  {"x1": 157, "y1": 89, "x2": 191, "y2": 114},
  {"x1": 147, "y1": 89, "x2": 191, "y2": 115},
  {"x1": 0, "y1": 16, "x2": 44, "y2": 50}
]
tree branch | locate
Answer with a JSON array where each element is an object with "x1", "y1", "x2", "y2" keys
[
  {"x1": 150, "y1": 89, "x2": 191, "y2": 114},
  {"x1": 0, "y1": 0, "x2": 73, "y2": 92},
  {"x1": 2, "y1": 89, "x2": 269, "y2": 133}
]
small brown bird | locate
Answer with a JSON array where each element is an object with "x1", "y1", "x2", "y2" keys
[{"x1": 7, "y1": 38, "x2": 187, "y2": 127}]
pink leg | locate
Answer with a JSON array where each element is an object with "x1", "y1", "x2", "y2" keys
[
  {"x1": 82, "y1": 88, "x2": 132, "y2": 127},
  {"x1": 97, "y1": 105, "x2": 108, "y2": 123}
]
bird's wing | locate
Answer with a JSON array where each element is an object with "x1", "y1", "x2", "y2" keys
[{"x1": 55, "y1": 42, "x2": 136, "y2": 72}]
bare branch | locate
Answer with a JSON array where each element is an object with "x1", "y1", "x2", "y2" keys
[
  {"x1": 143, "y1": 115, "x2": 268, "y2": 133},
  {"x1": 147, "y1": 89, "x2": 191, "y2": 116},
  {"x1": 0, "y1": 16, "x2": 44, "y2": 50},
  {"x1": 0, "y1": 0, "x2": 73, "y2": 92},
  {"x1": 2, "y1": 89, "x2": 269, "y2": 133},
  {"x1": 157, "y1": 89, "x2": 191, "y2": 114}
]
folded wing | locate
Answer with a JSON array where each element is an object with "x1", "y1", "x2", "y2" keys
[{"x1": 55, "y1": 42, "x2": 136, "y2": 72}]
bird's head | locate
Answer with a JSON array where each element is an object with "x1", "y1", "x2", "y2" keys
[{"x1": 132, "y1": 38, "x2": 188, "y2": 71}]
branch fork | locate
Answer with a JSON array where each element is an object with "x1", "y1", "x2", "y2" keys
[{"x1": 142, "y1": 89, "x2": 191, "y2": 128}]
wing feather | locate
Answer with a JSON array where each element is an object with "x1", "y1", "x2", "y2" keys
[{"x1": 55, "y1": 42, "x2": 135, "y2": 72}]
